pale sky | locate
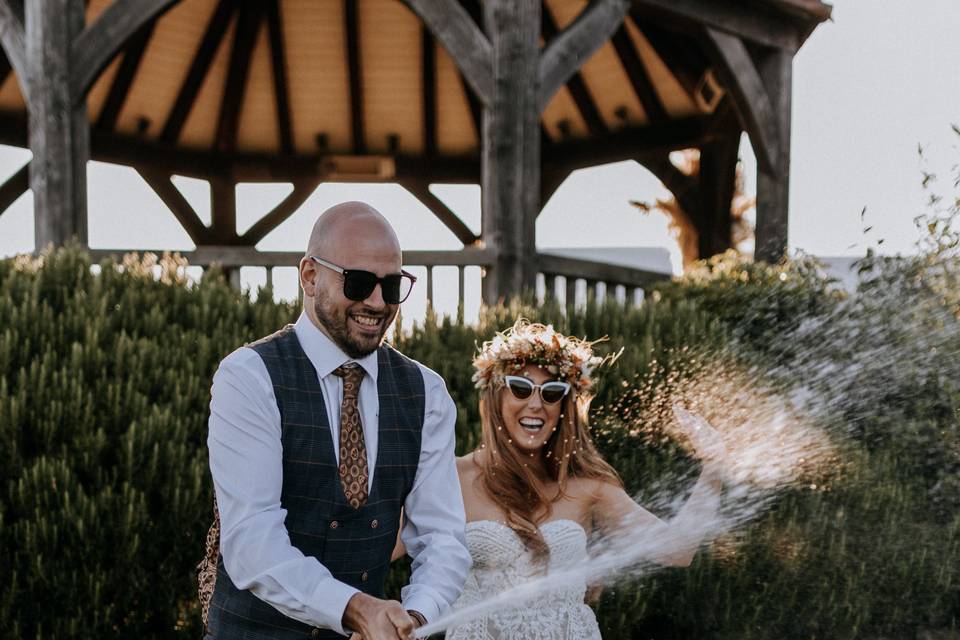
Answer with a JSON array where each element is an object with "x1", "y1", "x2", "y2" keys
[{"x1": 0, "y1": 1, "x2": 958, "y2": 322}]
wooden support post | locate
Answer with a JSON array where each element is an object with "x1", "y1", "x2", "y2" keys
[
  {"x1": 697, "y1": 133, "x2": 739, "y2": 258},
  {"x1": 754, "y1": 48, "x2": 792, "y2": 263},
  {"x1": 457, "y1": 265, "x2": 465, "y2": 323},
  {"x1": 426, "y1": 266, "x2": 434, "y2": 306},
  {"x1": 209, "y1": 176, "x2": 239, "y2": 244},
  {"x1": 543, "y1": 273, "x2": 556, "y2": 301},
  {"x1": 565, "y1": 276, "x2": 577, "y2": 310},
  {"x1": 480, "y1": 0, "x2": 541, "y2": 304},
  {"x1": 26, "y1": 0, "x2": 89, "y2": 249}
]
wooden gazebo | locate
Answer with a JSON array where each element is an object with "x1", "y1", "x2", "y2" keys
[{"x1": 0, "y1": 0, "x2": 830, "y2": 304}]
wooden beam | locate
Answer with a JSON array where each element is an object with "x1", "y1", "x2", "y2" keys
[
  {"x1": 0, "y1": 160, "x2": 29, "y2": 215},
  {"x1": 265, "y1": 0, "x2": 293, "y2": 155},
  {"x1": 137, "y1": 168, "x2": 210, "y2": 244},
  {"x1": 403, "y1": 0, "x2": 493, "y2": 106},
  {"x1": 0, "y1": 49, "x2": 12, "y2": 88},
  {"x1": 632, "y1": 18, "x2": 709, "y2": 102},
  {"x1": 215, "y1": 1, "x2": 262, "y2": 153},
  {"x1": 421, "y1": 26, "x2": 437, "y2": 156},
  {"x1": 0, "y1": 110, "x2": 482, "y2": 183},
  {"x1": 70, "y1": 0, "x2": 177, "y2": 100},
  {"x1": 631, "y1": 0, "x2": 807, "y2": 52},
  {"x1": 754, "y1": 48, "x2": 792, "y2": 263},
  {"x1": 538, "y1": 251, "x2": 666, "y2": 287},
  {"x1": 541, "y1": 6, "x2": 607, "y2": 135},
  {"x1": 543, "y1": 116, "x2": 711, "y2": 172},
  {"x1": 94, "y1": 21, "x2": 155, "y2": 132},
  {"x1": 481, "y1": 0, "x2": 541, "y2": 303},
  {"x1": 240, "y1": 179, "x2": 319, "y2": 245},
  {"x1": 160, "y1": 0, "x2": 235, "y2": 145},
  {"x1": 344, "y1": 0, "x2": 365, "y2": 154},
  {"x1": 208, "y1": 176, "x2": 238, "y2": 244},
  {"x1": 610, "y1": 23, "x2": 668, "y2": 124},
  {"x1": 538, "y1": 0, "x2": 629, "y2": 112},
  {"x1": 27, "y1": 0, "x2": 89, "y2": 249},
  {"x1": 643, "y1": 152, "x2": 700, "y2": 220},
  {"x1": 696, "y1": 133, "x2": 739, "y2": 258},
  {"x1": 401, "y1": 179, "x2": 479, "y2": 246},
  {"x1": 0, "y1": 0, "x2": 28, "y2": 95},
  {"x1": 88, "y1": 246, "x2": 496, "y2": 269},
  {"x1": 703, "y1": 28, "x2": 779, "y2": 175}
]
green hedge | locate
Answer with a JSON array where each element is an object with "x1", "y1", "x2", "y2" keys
[{"x1": 1, "y1": 245, "x2": 957, "y2": 638}]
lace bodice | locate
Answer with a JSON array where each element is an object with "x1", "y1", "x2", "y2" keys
[{"x1": 446, "y1": 519, "x2": 602, "y2": 640}]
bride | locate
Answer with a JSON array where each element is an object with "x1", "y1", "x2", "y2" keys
[{"x1": 436, "y1": 319, "x2": 726, "y2": 640}]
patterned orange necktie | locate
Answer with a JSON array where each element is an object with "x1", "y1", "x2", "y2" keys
[{"x1": 333, "y1": 363, "x2": 368, "y2": 509}]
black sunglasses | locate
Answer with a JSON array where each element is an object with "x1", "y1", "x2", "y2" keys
[
  {"x1": 309, "y1": 256, "x2": 417, "y2": 304},
  {"x1": 503, "y1": 375, "x2": 571, "y2": 404}
]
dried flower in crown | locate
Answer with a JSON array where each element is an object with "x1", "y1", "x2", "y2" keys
[{"x1": 472, "y1": 318, "x2": 620, "y2": 393}]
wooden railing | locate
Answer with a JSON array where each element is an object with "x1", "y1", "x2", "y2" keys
[{"x1": 87, "y1": 246, "x2": 670, "y2": 311}]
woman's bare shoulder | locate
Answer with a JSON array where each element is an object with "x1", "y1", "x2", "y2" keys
[{"x1": 456, "y1": 450, "x2": 483, "y2": 478}]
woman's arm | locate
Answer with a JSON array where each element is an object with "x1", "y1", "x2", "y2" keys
[{"x1": 591, "y1": 407, "x2": 726, "y2": 567}]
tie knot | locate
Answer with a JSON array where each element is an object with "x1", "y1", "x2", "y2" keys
[{"x1": 333, "y1": 363, "x2": 365, "y2": 397}]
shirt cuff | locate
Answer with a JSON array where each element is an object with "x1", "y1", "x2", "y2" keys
[
  {"x1": 323, "y1": 582, "x2": 361, "y2": 636},
  {"x1": 401, "y1": 593, "x2": 441, "y2": 626}
]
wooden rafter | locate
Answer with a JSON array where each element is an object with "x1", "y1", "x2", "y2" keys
[
  {"x1": 403, "y1": 0, "x2": 493, "y2": 106},
  {"x1": 344, "y1": 0, "x2": 365, "y2": 154},
  {"x1": 538, "y1": 0, "x2": 629, "y2": 112},
  {"x1": 95, "y1": 22, "x2": 156, "y2": 132},
  {"x1": 633, "y1": 17, "x2": 709, "y2": 102},
  {"x1": 0, "y1": 0, "x2": 27, "y2": 95},
  {"x1": 703, "y1": 28, "x2": 779, "y2": 175},
  {"x1": 401, "y1": 179, "x2": 479, "y2": 245},
  {"x1": 0, "y1": 160, "x2": 29, "y2": 215},
  {"x1": 240, "y1": 179, "x2": 320, "y2": 245},
  {"x1": 265, "y1": 0, "x2": 293, "y2": 155},
  {"x1": 0, "y1": 50, "x2": 11, "y2": 87},
  {"x1": 70, "y1": 0, "x2": 177, "y2": 100},
  {"x1": 631, "y1": 0, "x2": 812, "y2": 52},
  {"x1": 215, "y1": 1, "x2": 262, "y2": 153},
  {"x1": 160, "y1": 0, "x2": 236, "y2": 145},
  {"x1": 421, "y1": 26, "x2": 437, "y2": 156},
  {"x1": 610, "y1": 23, "x2": 668, "y2": 124},
  {"x1": 541, "y1": 6, "x2": 607, "y2": 135},
  {"x1": 137, "y1": 168, "x2": 209, "y2": 244}
]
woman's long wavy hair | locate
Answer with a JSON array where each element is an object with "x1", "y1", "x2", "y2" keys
[{"x1": 475, "y1": 379, "x2": 623, "y2": 561}]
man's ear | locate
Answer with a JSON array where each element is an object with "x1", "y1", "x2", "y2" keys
[{"x1": 299, "y1": 258, "x2": 317, "y2": 298}]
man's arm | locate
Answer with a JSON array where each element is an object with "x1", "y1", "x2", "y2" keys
[
  {"x1": 208, "y1": 348, "x2": 359, "y2": 635},
  {"x1": 398, "y1": 367, "x2": 472, "y2": 624}
]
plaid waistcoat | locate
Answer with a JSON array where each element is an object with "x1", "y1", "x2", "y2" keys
[{"x1": 208, "y1": 325, "x2": 425, "y2": 639}]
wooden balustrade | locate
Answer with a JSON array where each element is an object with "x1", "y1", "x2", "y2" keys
[{"x1": 87, "y1": 246, "x2": 669, "y2": 313}]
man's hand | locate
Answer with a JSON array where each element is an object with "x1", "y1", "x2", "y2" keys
[{"x1": 342, "y1": 593, "x2": 416, "y2": 640}]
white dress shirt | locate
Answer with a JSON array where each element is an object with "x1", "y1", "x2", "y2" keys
[{"x1": 207, "y1": 313, "x2": 471, "y2": 636}]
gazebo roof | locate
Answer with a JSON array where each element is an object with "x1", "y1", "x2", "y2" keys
[{"x1": 0, "y1": 0, "x2": 830, "y2": 184}]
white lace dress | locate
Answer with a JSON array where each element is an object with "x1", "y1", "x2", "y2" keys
[{"x1": 446, "y1": 519, "x2": 602, "y2": 640}]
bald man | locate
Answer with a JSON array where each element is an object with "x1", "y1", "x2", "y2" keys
[{"x1": 200, "y1": 202, "x2": 470, "y2": 640}]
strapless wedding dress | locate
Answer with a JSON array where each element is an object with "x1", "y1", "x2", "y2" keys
[{"x1": 446, "y1": 519, "x2": 602, "y2": 640}]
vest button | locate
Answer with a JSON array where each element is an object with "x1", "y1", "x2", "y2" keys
[
  {"x1": 361, "y1": 570, "x2": 369, "y2": 582},
  {"x1": 329, "y1": 520, "x2": 339, "y2": 529},
  {"x1": 311, "y1": 628, "x2": 321, "y2": 638},
  {"x1": 370, "y1": 519, "x2": 379, "y2": 529}
]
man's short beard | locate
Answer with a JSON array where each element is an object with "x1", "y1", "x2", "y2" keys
[{"x1": 313, "y1": 289, "x2": 393, "y2": 358}]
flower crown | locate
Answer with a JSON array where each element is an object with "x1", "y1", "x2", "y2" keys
[{"x1": 472, "y1": 319, "x2": 618, "y2": 393}]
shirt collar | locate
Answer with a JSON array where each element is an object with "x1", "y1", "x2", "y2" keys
[{"x1": 293, "y1": 312, "x2": 379, "y2": 383}]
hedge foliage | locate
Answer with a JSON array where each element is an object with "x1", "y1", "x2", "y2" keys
[{"x1": 1, "y1": 242, "x2": 958, "y2": 638}]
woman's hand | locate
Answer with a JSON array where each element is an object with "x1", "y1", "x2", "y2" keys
[{"x1": 671, "y1": 404, "x2": 727, "y2": 468}]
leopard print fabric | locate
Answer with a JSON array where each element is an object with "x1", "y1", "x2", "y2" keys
[{"x1": 197, "y1": 497, "x2": 220, "y2": 630}]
